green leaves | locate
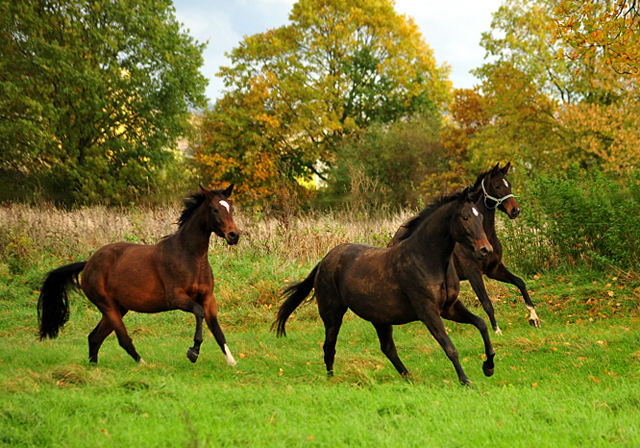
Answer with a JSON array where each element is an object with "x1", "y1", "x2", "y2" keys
[
  {"x1": 194, "y1": 0, "x2": 451, "y2": 204},
  {"x1": 0, "y1": 0, "x2": 207, "y2": 204},
  {"x1": 468, "y1": 0, "x2": 640, "y2": 179}
]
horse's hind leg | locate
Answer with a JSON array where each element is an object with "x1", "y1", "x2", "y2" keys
[
  {"x1": 466, "y1": 269, "x2": 501, "y2": 334},
  {"x1": 204, "y1": 296, "x2": 236, "y2": 366},
  {"x1": 99, "y1": 307, "x2": 144, "y2": 364},
  {"x1": 372, "y1": 323, "x2": 409, "y2": 377},
  {"x1": 88, "y1": 307, "x2": 129, "y2": 363},
  {"x1": 487, "y1": 263, "x2": 540, "y2": 328},
  {"x1": 318, "y1": 304, "x2": 347, "y2": 377},
  {"x1": 442, "y1": 300, "x2": 495, "y2": 377}
]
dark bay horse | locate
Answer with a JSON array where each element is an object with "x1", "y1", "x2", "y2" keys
[
  {"x1": 389, "y1": 163, "x2": 539, "y2": 334},
  {"x1": 274, "y1": 188, "x2": 495, "y2": 385},
  {"x1": 38, "y1": 185, "x2": 240, "y2": 366}
]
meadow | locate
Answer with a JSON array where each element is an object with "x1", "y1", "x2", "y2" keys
[{"x1": 1, "y1": 202, "x2": 639, "y2": 447}]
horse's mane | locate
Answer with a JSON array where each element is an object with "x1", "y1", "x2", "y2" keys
[
  {"x1": 177, "y1": 191, "x2": 207, "y2": 229},
  {"x1": 392, "y1": 178, "x2": 486, "y2": 246},
  {"x1": 471, "y1": 169, "x2": 491, "y2": 193}
]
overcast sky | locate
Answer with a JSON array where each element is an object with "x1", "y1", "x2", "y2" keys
[{"x1": 172, "y1": 0, "x2": 505, "y2": 102}]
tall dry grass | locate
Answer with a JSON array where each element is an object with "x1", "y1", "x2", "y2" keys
[
  {"x1": 0, "y1": 202, "x2": 540, "y2": 328},
  {"x1": 0, "y1": 202, "x2": 415, "y2": 265}
]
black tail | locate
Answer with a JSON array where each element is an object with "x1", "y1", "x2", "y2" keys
[
  {"x1": 273, "y1": 264, "x2": 319, "y2": 337},
  {"x1": 37, "y1": 261, "x2": 87, "y2": 340}
]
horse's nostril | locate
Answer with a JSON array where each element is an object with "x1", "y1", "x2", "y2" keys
[
  {"x1": 479, "y1": 245, "x2": 492, "y2": 256},
  {"x1": 228, "y1": 231, "x2": 237, "y2": 239}
]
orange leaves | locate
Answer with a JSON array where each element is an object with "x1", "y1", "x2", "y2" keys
[
  {"x1": 195, "y1": 0, "x2": 453, "y2": 207},
  {"x1": 553, "y1": 0, "x2": 640, "y2": 75}
]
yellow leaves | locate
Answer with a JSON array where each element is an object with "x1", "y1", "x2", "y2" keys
[{"x1": 554, "y1": 0, "x2": 640, "y2": 73}]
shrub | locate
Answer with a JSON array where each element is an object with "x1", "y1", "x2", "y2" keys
[{"x1": 499, "y1": 167, "x2": 640, "y2": 274}]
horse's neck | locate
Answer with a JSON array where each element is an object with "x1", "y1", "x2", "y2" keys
[
  {"x1": 476, "y1": 197, "x2": 497, "y2": 239},
  {"x1": 174, "y1": 206, "x2": 211, "y2": 259},
  {"x1": 410, "y1": 205, "x2": 457, "y2": 266}
]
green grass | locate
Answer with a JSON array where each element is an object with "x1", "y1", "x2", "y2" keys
[
  {"x1": 2, "y1": 252, "x2": 640, "y2": 447},
  {"x1": 2, "y1": 204, "x2": 640, "y2": 447}
]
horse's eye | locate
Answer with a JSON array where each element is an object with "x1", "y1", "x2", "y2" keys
[
  {"x1": 462, "y1": 215, "x2": 469, "y2": 221},
  {"x1": 213, "y1": 208, "x2": 219, "y2": 213}
]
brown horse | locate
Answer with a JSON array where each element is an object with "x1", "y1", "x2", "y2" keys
[
  {"x1": 389, "y1": 163, "x2": 539, "y2": 333},
  {"x1": 274, "y1": 187, "x2": 495, "y2": 385},
  {"x1": 38, "y1": 185, "x2": 240, "y2": 366}
]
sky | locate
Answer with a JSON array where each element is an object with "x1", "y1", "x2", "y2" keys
[{"x1": 172, "y1": 0, "x2": 505, "y2": 102}]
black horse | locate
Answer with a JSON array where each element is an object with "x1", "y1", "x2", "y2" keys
[
  {"x1": 389, "y1": 163, "x2": 539, "y2": 333},
  {"x1": 274, "y1": 187, "x2": 495, "y2": 385}
]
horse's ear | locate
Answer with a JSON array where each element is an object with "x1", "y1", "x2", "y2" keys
[
  {"x1": 466, "y1": 185, "x2": 481, "y2": 203},
  {"x1": 199, "y1": 184, "x2": 211, "y2": 194},
  {"x1": 501, "y1": 162, "x2": 511, "y2": 174},
  {"x1": 461, "y1": 186, "x2": 474, "y2": 203},
  {"x1": 223, "y1": 184, "x2": 234, "y2": 198},
  {"x1": 491, "y1": 163, "x2": 501, "y2": 174}
]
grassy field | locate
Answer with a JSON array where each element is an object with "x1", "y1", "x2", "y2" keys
[{"x1": 1, "y1": 203, "x2": 640, "y2": 447}]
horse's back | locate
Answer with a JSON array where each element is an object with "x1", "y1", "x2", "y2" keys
[{"x1": 315, "y1": 242, "x2": 416, "y2": 324}]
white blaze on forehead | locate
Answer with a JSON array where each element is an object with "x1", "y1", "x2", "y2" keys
[
  {"x1": 503, "y1": 179, "x2": 510, "y2": 188},
  {"x1": 472, "y1": 207, "x2": 479, "y2": 217},
  {"x1": 219, "y1": 200, "x2": 230, "y2": 212}
]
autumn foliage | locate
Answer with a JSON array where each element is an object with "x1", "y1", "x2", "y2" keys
[{"x1": 193, "y1": 0, "x2": 451, "y2": 205}]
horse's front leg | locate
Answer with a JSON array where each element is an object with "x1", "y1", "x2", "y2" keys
[
  {"x1": 186, "y1": 304, "x2": 205, "y2": 363},
  {"x1": 411, "y1": 288, "x2": 470, "y2": 386},
  {"x1": 203, "y1": 294, "x2": 236, "y2": 366},
  {"x1": 441, "y1": 300, "x2": 495, "y2": 377},
  {"x1": 171, "y1": 291, "x2": 205, "y2": 363}
]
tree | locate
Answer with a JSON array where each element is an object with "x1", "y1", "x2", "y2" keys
[
  {"x1": 324, "y1": 114, "x2": 446, "y2": 208},
  {"x1": 0, "y1": 0, "x2": 207, "y2": 204},
  {"x1": 470, "y1": 0, "x2": 640, "y2": 178},
  {"x1": 423, "y1": 88, "x2": 491, "y2": 196},
  {"x1": 553, "y1": 0, "x2": 640, "y2": 75},
  {"x1": 194, "y1": 0, "x2": 451, "y2": 203}
]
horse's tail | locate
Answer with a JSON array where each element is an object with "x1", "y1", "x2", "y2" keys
[
  {"x1": 37, "y1": 261, "x2": 87, "y2": 340},
  {"x1": 273, "y1": 264, "x2": 319, "y2": 337}
]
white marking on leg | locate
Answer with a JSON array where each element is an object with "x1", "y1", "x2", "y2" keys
[
  {"x1": 219, "y1": 200, "x2": 230, "y2": 212},
  {"x1": 139, "y1": 358, "x2": 147, "y2": 366},
  {"x1": 495, "y1": 326, "x2": 503, "y2": 336},
  {"x1": 224, "y1": 344, "x2": 236, "y2": 366},
  {"x1": 527, "y1": 306, "x2": 539, "y2": 323}
]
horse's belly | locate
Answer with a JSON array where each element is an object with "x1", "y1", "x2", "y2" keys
[{"x1": 347, "y1": 293, "x2": 418, "y2": 325}]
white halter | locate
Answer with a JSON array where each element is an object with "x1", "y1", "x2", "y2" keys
[{"x1": 481, "y1": 178, "x2": 514, "y2": 209}]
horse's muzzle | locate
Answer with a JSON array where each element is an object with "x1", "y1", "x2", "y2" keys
[
  {"x1": 476, "y1": 242, "x2": 493, "y2": 260},
  {"x1": 503, "y1": 198, "x2": 521, "y2": 219},
  {"x1": 225, "y1": 231, "x2": 240, "y2": 246}
]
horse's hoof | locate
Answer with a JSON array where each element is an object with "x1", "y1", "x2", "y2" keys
[
  {"x1": 186, "y1": 348, "x2": 199, "y2": 363},
  {"x1": 327, "y1": 370, "x2": 334, "y2": 378},
  {"x1": 459, "y1": 378, "x2": 471, "y2": 387},
  {"x1": 483, "y1": 361, "x2": 494, "y2": 377},
  {"x1": 529, "y1": 318, "x2": 541, "y2": 328},
  {"x1": 494, "y1": 327, "x2": 503, "y2": 336}
]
